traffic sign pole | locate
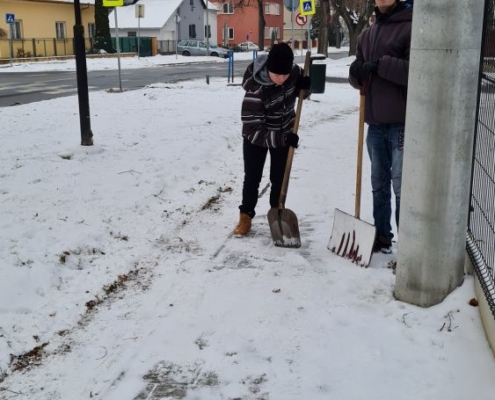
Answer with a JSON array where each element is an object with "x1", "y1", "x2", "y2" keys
[
  {"x1": 73, "y1": 0, "x2": 94, "y2": 145},
  {"x1": 114, "y1": 7, "x2": 123, "y2": 92},
  {"x1": 291, "y1": 0, "x2": 294, "y2": 50},
  {"x1": 9, "y1": 23, "x2": 13, "y2": 65}
]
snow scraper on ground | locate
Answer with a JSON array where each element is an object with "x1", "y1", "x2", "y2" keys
[{"x1": 328, "y1": 90, "x2": 376, "y2": 267}]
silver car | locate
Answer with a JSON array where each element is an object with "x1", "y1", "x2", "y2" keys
[
  {"x1": 177, "y1": 39, "x2": 229, "y2": 58},
  {"x1": 238, "y1": 41, "x2": 260, "y2": 52}
]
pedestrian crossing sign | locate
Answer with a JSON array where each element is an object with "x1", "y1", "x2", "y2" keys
[
  {"x1": 5, "y1": 13, "x2": 15, "y2": 24},
  {"x1": 103, "y1": 0, "x2": 124, "y2": 6},
  {"x1": 299, "y1": 0, "x2": 315, "y2": 16}
]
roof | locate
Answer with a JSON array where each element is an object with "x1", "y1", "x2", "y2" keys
[{"x1": 109, "y1": 0, "x2": 184, "y2": 29}]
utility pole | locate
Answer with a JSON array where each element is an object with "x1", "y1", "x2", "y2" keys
[
  {"x1": 395, "y1": 0, "x2": 485, "y2": 306},
  {"x1": 73, "y1": 0, "x2": 93, "y2": 146}
]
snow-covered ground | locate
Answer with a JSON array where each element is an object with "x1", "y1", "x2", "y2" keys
[{"x1": 0, "y1": 49, "x2": 494, "y2": 400}]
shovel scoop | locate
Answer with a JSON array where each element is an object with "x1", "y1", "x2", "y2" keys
[{"x1": 267, "y1": 207, "x2": 301, "y2": 248}]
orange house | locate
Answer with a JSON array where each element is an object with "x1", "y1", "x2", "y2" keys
[{"x1": 212, "y1": 0, "x2": 284, "y2": 49}]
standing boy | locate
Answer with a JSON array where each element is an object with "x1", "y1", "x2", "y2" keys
[{"x1": 348, "y1": 0, "x2": 413, "y2": 253}]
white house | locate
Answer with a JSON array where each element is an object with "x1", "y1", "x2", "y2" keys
[{"x1": 109, "y1": 0, "x2": 218, "y2": 53}]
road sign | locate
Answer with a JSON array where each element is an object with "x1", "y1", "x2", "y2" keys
[
  {"x1": 135, "y1": 4, "x2": 145, "y2": 18},
  {"x1": 295, "y1": 13, "x2": 307, "y2": 26},
  {"x1": 5, "y1": 13, "x2": 15, "y2": 24},
  {"x1": 283, "y1": 0, "x2": 297, "y2": 12},
  {"x1": 299, "y1": 0, "x2": 315, "y2": 16},
  {"x1": 103, "y1": 0, "x2": 124, "y2": 7}
]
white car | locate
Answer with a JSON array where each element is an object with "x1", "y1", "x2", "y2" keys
[{"x1": 238, "y1": 42, "x2": 260, "y2": 52}]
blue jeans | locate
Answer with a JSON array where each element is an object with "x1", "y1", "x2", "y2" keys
[{"x1": 366, "y1": 123, "x2": 405, "y2": 241}]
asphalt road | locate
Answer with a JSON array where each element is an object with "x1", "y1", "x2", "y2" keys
[{"x1": 0, "y1": 52, "x2": 349, "y2": 107}]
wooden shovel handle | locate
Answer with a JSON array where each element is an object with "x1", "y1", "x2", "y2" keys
[
  {"x1": 278, "y1": 51, "x2": 312, "y2": 209},
  {"x1": 355, "y1": 91, "x2": 365, "y2": 219}
]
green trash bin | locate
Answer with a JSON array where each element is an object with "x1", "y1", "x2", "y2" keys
[{"x1": 310, "y1": 63, "x2": 327, "y2": 94}]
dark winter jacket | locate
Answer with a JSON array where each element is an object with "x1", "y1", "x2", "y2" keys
[
  {"x1": 241, "y1": 54, "x2": 302, "y2": 148},
  {"x1": 349, "y1": 2, "x2": 413, "y2": 125}
]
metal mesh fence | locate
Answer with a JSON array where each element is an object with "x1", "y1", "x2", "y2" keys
[{"x1": 469, "y1": 0, "x2": 495, "y2": 317}]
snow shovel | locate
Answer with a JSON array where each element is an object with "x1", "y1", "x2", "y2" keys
[
  {"x1": 267, "y1": 51, "x2": 311, "y2": 248},
  {"x1": 327, "y1": 90, "x2": 376, "y2": 267}
]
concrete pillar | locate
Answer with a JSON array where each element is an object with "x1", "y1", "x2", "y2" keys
[{"x1": 394, "y1": 0, "x2": 485, "y2": 306}]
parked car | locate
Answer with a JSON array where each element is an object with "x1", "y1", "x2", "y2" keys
[
  {"x1": 177, "y1": 39, "x2": 229, "y2": 58},
  {"x1": 238, "y1": 41, "x2": 260, "y2": 52}
]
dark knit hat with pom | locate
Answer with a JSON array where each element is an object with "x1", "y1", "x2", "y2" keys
[{"x1": 266, "y1": 43, "x2": 294, "y2": 74}]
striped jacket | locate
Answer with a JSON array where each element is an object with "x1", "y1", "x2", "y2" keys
[{"x1": 241, "y1": 54, "x2": 302, "y2": 148}]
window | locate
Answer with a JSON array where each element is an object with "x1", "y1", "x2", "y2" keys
[
  {"x1": 55, "y1": 22, "x2": 66, "y2": 39},
  {"x1": 265, "y1": 3, "x2": 280, "y2": 15},
  {"x1": 189, "y1": 24, "x2": 197, "y2": 38},
  {"x1": 205, "y1": 25, "x2": 211, "y2": 38},
  {"x1": 264, "y1": 27, "x2": 280, "y2": 40},
  {"x1": 222, "y1": 2, "x2": 234, "y2": 14},
  {"x1": 221, "y1": 27, "x2": 234, "y2": 41},
  {"x1": 88, "y1": 23, "x2": 95, "y2": 38},
  {"x1": 127, "y1": 31, "x2": 137, "y2": 37},
  {"x1": 12, "y1": 20, "x2": 22, "y2": 39}
]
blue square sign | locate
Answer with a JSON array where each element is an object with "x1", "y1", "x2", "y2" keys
[{"x1": 6, "y1": 14, "x2": 15, "y2": 24}]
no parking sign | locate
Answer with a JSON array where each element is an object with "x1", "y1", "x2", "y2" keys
[{"x1": 295, "y1": 13, "x2": 307, "y2": 26}]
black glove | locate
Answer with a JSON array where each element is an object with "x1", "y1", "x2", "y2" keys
[
  {"x1": 349, "y1": 59, "x2": 363, "y2": 80},
  {"x1": 285, "y1": 133, "x2": 299, "y2": 148},
  {"x1": 360, "y1": 61, "x2": 379, "y2": 80},
  {"x1": 296, "y1": 75, "x2": 312, "y2": 99},
  {"x1": 349, "y1": 60, "x2": 379, "y2": 81}
]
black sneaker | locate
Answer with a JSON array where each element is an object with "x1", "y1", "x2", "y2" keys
[{"x1": 373, "y1": 235, "x2": 392, "y2": 254}]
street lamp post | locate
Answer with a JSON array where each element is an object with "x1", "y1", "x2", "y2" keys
[{"x1": 73, "y1": 0, "x2": 93, "y2": 146}]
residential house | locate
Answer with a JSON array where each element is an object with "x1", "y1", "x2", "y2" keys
[
  {"x1": 210, "y1": 0, "x2": 284, "y2": 49},
  {"x1": 0, "y1": 0, "x2": 95, "y2": 58},
  {"x1": 108, "y1": 0, "x2": 218, "y2": 54}
]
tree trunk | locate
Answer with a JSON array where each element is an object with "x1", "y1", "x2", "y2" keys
[
  {"x1": 94, "y1": 0, "x2": 114, "y2": 53},
  {"x1": 317, "y1": 0, "x2": 329, "y2": 56},
  {"x1": 257, "y1": 0, "x2": 266, "y2": 50}
]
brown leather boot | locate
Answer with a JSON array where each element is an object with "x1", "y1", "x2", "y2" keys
[{"x1": 233, "y1": 213, "x2": 252, "y2": 237}]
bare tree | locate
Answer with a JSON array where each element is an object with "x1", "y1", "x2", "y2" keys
[
  {"x1": 329, "y1": 0, "x2": 374, "y2": 55},
  {"x1": 94, "y1": 0, "x2": 115, "y2": 53},
  {"x1": 0, "y1": 28, "x2": 7, "y2": 38},
  {"x1": 317, "y1": 0, "x2": 330, "y2": 56}
]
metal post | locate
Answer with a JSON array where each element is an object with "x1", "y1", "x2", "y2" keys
[
  {"x1": 175, "y1": 14, "x2": 180, "y2": 59},
  {"x1": 206, "y1": 2, "x2": 210, "y2": 55},
  {"x1": 8, "y1": 23, "x2": 13, "y2": 66},
  {"x1": 137, "y1": 13, "x2": 141, "y2": 58},
  {"x1": 395, "y1": 0, "x2": 485, "y2": 306},
  {"x1": 291, "y1": 0, "x2": 294, "y2": 50},
  {"x1": 73, "y1": 0, "x2": 93, "y2": 145},
  {"x1": 307, "y1": 16, "x2": 311, "y2": 53},
  {"x1": 114, "y1": 7, "x2": 123, "y2": 92}
]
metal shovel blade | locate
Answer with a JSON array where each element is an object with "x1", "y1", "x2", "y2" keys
[
  {"x1": 267, "y1": 208, "x2": 301, "y2": 248},
  {"x1": 327, "y1": 208, "x2": 376, "y2": 267}
]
